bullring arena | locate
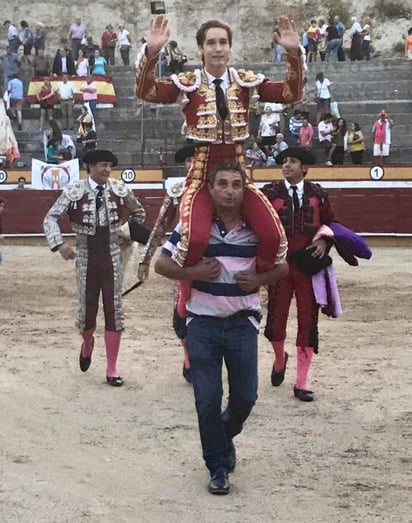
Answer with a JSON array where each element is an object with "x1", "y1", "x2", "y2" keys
[{"x1": 0, "y1": 233, "x2": 411, "y2": 521}]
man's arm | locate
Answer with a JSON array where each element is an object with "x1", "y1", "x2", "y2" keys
[
  {"x1": 155, "y1": 252, "x2": 221, "y2": 282},
  {"x1": 235, "y1": 262, "x2": 288, "y2": 293}
]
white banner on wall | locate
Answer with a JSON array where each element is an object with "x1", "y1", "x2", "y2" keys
[{"x1": 31, "y1": 159, "x2": 80, "y2": 190}]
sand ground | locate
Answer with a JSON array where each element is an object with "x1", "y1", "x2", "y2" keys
[{"x1": 0, "y1": 244, "x2": 411, "y2": 523}]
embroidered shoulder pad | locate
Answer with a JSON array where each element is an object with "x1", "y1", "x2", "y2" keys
[
  {"x1": 176, "y1": 71, "x2": 198, "y2": 87},
  {"x1": 110, "y1": 179, "x2": 129, "y2": 198},
  {"x1": 64, "y1": 181, "x2": 85, "y2": 202}
]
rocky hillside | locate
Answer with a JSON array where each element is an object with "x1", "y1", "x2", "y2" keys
[{"x1": 1, "y1": 0, "x2": 410, "y2": 63}]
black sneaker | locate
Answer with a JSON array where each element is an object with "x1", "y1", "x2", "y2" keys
[{"x1": 208, "y1": 468, "x2": 230, "y2": 495}]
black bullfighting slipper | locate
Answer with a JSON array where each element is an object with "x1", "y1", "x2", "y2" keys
[
  {"x1": 271, "y1": 352, "x2": 289, "y2": 387},
  {"x1": 79, "y1": 339, "x2": 94, "y2": 372},
  {"x1": 293, "y1": 386, "x2": 314, "y2": 402},
  {"x1": 106, "y1": 376, "x2": 124, "y2": 387},
  {"x1": 182, "y1": 364, "x2": 192, "y2": 384},
  {"x1": 208, "y1": 468, "x2": 230, "y2": 495}
]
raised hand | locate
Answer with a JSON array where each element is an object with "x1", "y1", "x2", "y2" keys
[
  {"x1": 274, "y1": 16, "x2": 300, "y2": 55},
  {"x1": 146, "y1": 14, "x2": 171, "y2": 55}
]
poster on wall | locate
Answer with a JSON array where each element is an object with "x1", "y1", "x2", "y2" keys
[{"x1": 31, "y1": 159, "x2": 80, "y2": 190}]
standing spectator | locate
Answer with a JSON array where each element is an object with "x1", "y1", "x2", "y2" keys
[
  {"x1": 101, "y1": 24, "x2": 117, "y2": 66},
  {"x1": 349, "y1": 16, "x2": 363, "y2": 61},
  {"x1": 3, "y1": 21, "x2": 20, "y2": 54},
  {"x1": 34, "y1": 22, "x2": 46, "y2": 55},
  {"x1": 348, "y1": 122, "x2": 366, "y2": 164},
  {"x1": 80, "y1": 74, "x2": 98, "y2": 120},
  {"x1": 317, "y1": 19, "x2": 328, "y2": 61},
  {"x1": 2, "y1": 46, "x2": 21, "y2": 92},
  {"x1": 262, "y1": 148, "x2": 335, "y2": 402},
  {"x1": 43, "y1": 149, "x2": 147, "y2": 388},
  {"x1": 272, "y1": 24, "x2": 283, "y2": 63},
  {"x1": 52, "y1": 48, "x2": 75, "y2": 75},
  {"x1": 155, "y1": 162, "x2": 288, "y2": 494},
  {"x1": 75, "y1": 49, "x2": 89, "y2": 77},
  {"x1": 68, "y1": 17, "x2": 87, "y2": 59},
  {"x1": 8, "y1": 74, "x2": 24, "y2": 131},
  {"x1": 318, "y1": 113, "x2": 334, "y2": 161},
  {"x1": 301, "y1": 23, "x2": 309, "y2": 57},
  {"x1": 91, "y1": 49, "x2": 107, "y2": 75},
  {"x1": 325, "y1": 19, "x2": 341, "y2": 62},
  {"x1": 298, "y1": 117, "x2": 314, "y2": 149},
  {"x1": 405, "y1": 27, "x2": 412, "y2": 59},
  {"x1": 37, "y1": 77, "x2": 55, "y2": 131},
  {"x1": 315, "y1": 72, "x2": 332, "y2": 124},
  {"x1": 258, "y1": 104, "x2": 279, "y2": 148},
  {"x1": 118, "y1": 24, "x2": 132, "y2": 66},
  {"x1": 372, "y1": 110, "x2": 394, "y2": 166},
  {"x1": 245, "y1": 141, "x2": 266, "y2": 167},
  {"x1": 326, "y1": 117, "x2": 348, "y2": 165},
  {"x1": 306, "y1": 20, "x2": 320, "y2": 62},
  {"x1": 20, "y1": 21, "x2": 34, "y2": 64},
  {"x1": 334, "y1": 15, "x2": 346, "y2": 61},
  {"x1": 55, "y1": 74, "x2": 75, "y2": 130},
  {"x1": 166, "y1": 40, "x2": 186, "y2": 74},
  {"x1": 288, "y1": 109, "x2": 303, "y2": 146},
  {"x1": 32, "y1": 49, "x2": 51, "y2": 76},
  {"x1": 361, "y1": 17, "x2": 372, "y2": 60}
]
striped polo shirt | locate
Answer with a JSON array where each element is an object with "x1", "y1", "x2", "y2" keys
[{"x1": 162, "y1": 220, "x2": 261, "y2": 322}]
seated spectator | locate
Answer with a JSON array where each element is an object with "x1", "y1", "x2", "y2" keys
[
  {"x1": 298, "y1": 118, "x2": 314, "y2": 149},
  {"x1": 32, "y1": 49, "x2": 51, "y2": 76},
  {"x1": 58, "y1": 134, "x2": 76, "y2": 160},
  {"x1": 245, "y1": 141, "x2": 266, "y2": 167},
  {"x1": 270, "y1": 133, "x2": 289, "y2": 164},
  {"x1": 75, "y1": 49, "x2": 89, "y2": 77},
  {"x1": 91, "y1": 49, "x2": 107, "y2": 75},
  {"x1": 405, "y1": 27, "x2": 412, "y2": 59},
  {"x1": 14, "y1": 176, "x2": 28, "y2": 190},
  {"x1": 77, "y1": 105, "x2": 93, "y2": 139},
  {"x1": 47, "y1": 138, "x2": 63, "y2": 164},
  {"x1": 52, "y1": 48, "x2": 75, "y2": 76},
  {"x1": 348, "y1": 122, "x2": 366, "y2": 164},
  {"x1": 37, "y1": 77, "x2": 56, "y2": 131}
]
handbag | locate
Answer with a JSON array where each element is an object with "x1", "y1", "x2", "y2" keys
[{"x1": 330, "y1": 100, "x2": 340, "y2": 118}]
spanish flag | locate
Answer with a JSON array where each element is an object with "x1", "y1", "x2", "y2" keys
[{"x1": 26, "y1": 75, "x2": 117, "y2": 105}]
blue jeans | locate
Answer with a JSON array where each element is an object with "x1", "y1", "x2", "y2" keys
[{"x1": 186, "y1": 315, "x2": 258, "y2": 472}]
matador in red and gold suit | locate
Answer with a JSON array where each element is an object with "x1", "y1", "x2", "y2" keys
[{"x1": 135, "y1": 15, "x2": 305, "y2": 316}]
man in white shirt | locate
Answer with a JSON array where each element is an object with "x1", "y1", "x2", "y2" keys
[
  {"x1": 3, "y1": 20, "x2": 20, "y2": 53},
  {"x1": 349, "y1": 16, "x2": 363, "y2": 61},
  {"x1": 55, "y1": 75, "x2": 76, "y2": 130},
  {"x1": 318, "y1": 113, "x2": 334, "y2": 162}
]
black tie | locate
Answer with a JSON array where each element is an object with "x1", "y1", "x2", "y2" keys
[
  {"x1": 213, "y1": 78, "x2": 228, "y2": 121},
  {"x1": 291, "y1": 185, "x2": 300, "y2": 212},
  {"x1": 96, "y1": 185, "x2": 104, "y2": 210}
]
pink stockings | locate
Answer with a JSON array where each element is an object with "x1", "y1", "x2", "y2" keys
[{"x1": 271, "y1": 340, "x2": 314, "y2": 391}]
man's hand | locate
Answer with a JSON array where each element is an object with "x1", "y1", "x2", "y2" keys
[
  {"x1": 308, "y1": 238, "x2": 327, "y2": 258},
  {"x1": 146, "y1": 15, "x2": 171, "y2": 56},
  {"x1": 58, "y1": 242, "x2": 76, "y2": 260},
  {"x1": 188, "y1": 258, "x2": 221, "y2": 282},
  {"x1": 274, "y1": 16, "x2": 300, "y2": 55},
  {"x1": 235, "y1": 271, "x2": 259, "y2": 293},
  {"x1": 138, "y1": 263, "x2": 150, "y2": 282}
]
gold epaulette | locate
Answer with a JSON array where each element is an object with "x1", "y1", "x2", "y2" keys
[
  {"x1": 176, "y1": 71, "x2": 198, "y2": 87},
  {"x1": 237, "y1": 69, "x2": 261, "y2": 83}
]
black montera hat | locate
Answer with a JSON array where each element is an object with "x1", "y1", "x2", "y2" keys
[
  {"x1": 276, "y1": 147, "x2": 316, "y2": 166},
  {"x1": 174, "y1": 143, "x2": 197, "y2": 164},
  {"x1": 83, "y1": 149, "x2": 118, "y2": 166}
]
